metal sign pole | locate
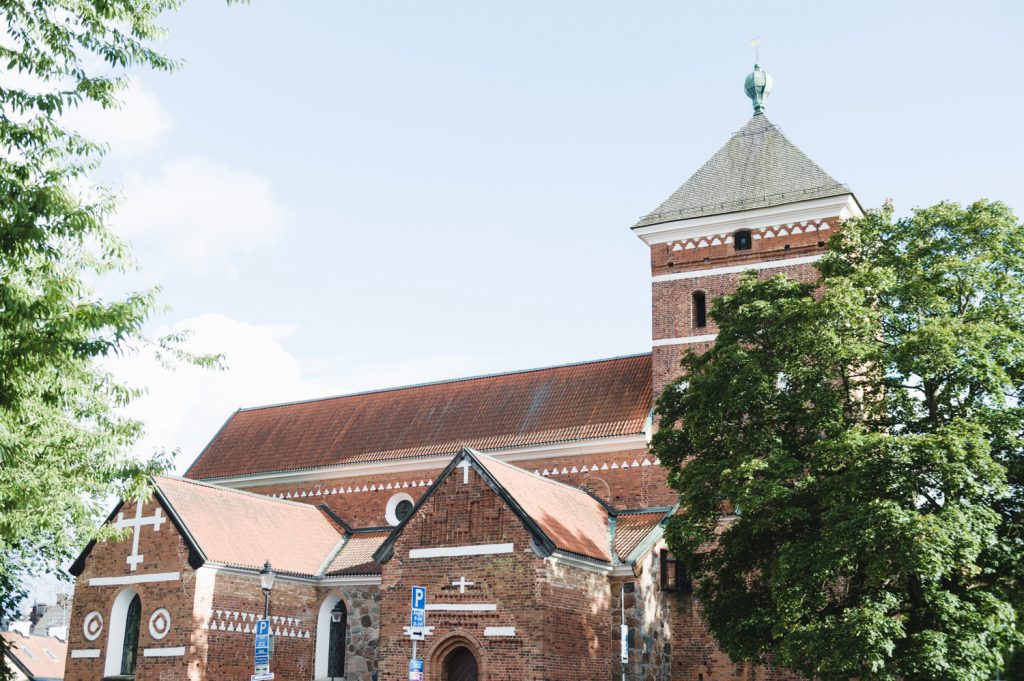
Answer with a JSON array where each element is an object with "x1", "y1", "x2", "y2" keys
[{"x1": 621, "y1": 583, "x2": 627, "y2": 681}]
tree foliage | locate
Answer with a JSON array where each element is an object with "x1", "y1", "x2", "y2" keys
[
  {"x1": 652, "y1": 201, "x2": 1024, "y2": 680},
  {"x1": 0, "y1": 2, "x2": 216, "y2": 673}
]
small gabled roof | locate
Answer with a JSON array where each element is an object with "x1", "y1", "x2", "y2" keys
[
  {"x1": 614, "y1": 510, "x2": 672, "y2": 562},
  {"x1": 324, "y1": 531, "x2": 391, "y2": 576},
  {"x1": 69, "y1": 476, "x2": 349, "y2": 579},
  {"x1": 2, "y1": 632, "x2": 66, "y2": 681},
  {"x1": 153, "y1": 476, "x2": 346, "y2": 576},
  {"x1": 375, "y1": 448, "x2": 614, "y2": 564},
  {"x1": 186, "y1": 353, "x2": 652, "y2": 480},
  {"x1": 634, "y1": 115, "x2": 851, "y2": 228}
]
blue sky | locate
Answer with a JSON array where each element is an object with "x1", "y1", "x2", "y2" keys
[
  {"x1": 22, "y1": 0, "x2": 1024, "y2": 606},
  {"x1": 77, "y1": 0, "x2": 1023, "y2": 477}
]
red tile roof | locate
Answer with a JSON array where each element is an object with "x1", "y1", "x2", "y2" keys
[
  {"x1": 2, "y1": 632, "x2": 66, "y2": 680},
  {"x1": 186, "y1": 354, "x2": 652, "y2": 479},
  {"x1": 324, "y1": 532, "x2": 390, "y2": 576},
  {"x1": 473, "y1": 452, "x2": 613, "y2": 562},
  {"x1": 155, "y1": 476, "x2": 344, "y2": 576},
  {"x1": 613, "y1": 511, "x2": 667, "y2": 561}
]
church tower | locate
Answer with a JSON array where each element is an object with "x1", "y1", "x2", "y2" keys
[{"x1": 633, "y1": 64, "x2": 863, "y2": 396}]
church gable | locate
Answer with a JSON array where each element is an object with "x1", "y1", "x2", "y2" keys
[{"x1": 64, "y1": 495, "x2": 198, "y2": 680}]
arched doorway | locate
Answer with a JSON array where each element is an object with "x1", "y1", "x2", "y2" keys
[{"x1": 443, "y1": 646, "x2": 478, "y2": 681}]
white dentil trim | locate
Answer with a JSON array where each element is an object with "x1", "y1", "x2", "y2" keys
[
  {"x1": 201, "y1": 430, "x2": 647, "y2": 489},
  {"x1": 652, "y1": 254, "x2": 824, "y2": 283},
  {"x1": 634, "y1": 194, "x2": 863, "y2": 246},
  {"x1": 409, "y1": 543, "x2": 513, "y2": 559},
  {"x1": 204, "y1": 434, "x2": 649, "y2": 489}
]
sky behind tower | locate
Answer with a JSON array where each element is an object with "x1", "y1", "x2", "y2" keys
[{"x1": 27, "y1": 0, "x2": 1014, "y2": 507}]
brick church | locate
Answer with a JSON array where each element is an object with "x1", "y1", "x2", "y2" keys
[{"x1": 62, "y1": 66, "x2": 863, "y2": 681}]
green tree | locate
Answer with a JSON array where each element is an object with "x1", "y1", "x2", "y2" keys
[
  {"x1": 0, "y1": 2, "x2": 217, "y2": 673},
  {"x1": 652, "y1": 201, "x2": 1024, "y2": 680}
]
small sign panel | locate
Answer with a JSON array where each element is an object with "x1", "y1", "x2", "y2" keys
[
  {"x1": 410, "y1": 586, "x2": 426, "y2": 628},
  {"x1": 620, "y1": 624, "x2": 629, "y2": 663},
  {"x1": 255, "y1": 618, "x2": 272, "y2": 677},
  {"x1": 409, "y1": 658, "x2": 425, "y2": 681},
  {"x1": 251, "y1": 674, "x2": 274, "y2": 681}
]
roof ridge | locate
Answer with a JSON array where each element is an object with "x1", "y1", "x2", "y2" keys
[
  {"x1": 235, "y1": 352, "x2": 651, "y2": 414},
  {"x1": 472, "y1": 450, "x2": 611, "y2": 505},
  {"x1": 154, "y1": 474, "x2": 325, "y2": 511}
]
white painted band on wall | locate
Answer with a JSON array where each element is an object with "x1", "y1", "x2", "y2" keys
[
  {"x1": 70, "y1": 649, "x2": 101, "y2": 658},
  {"x1": 143, "y1": 647, "x2": 186, "y2": 657},
  {"x1": 88, "y1": 572, "x2": 180, "y2": 587},
  {"x1": 484, "y1": 626, "x2": 516, "y2": 637},
  {"x1": 652, "y1": 254, "x2": 824, "y2": 282},
  {"x1": 425, "y1": 604, "x2": 497, "y2": 612},
  {"x1": 652, "y1": 334, "x2": 718, "y2": 347},
  {"x1": 409, "y1": 543, "x2": 513, "y2": 559}
]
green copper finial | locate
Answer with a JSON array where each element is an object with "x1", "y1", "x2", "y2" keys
[{"x1": 744, "y1": 63, "x2": 773, "y2": 115}]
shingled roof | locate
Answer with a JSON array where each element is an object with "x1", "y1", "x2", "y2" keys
[
  {"x1": 2, "y1": 632, "x2": 66, "y2": 681},
  {"x1": 186, "y1": 354, "x2": 652, "y2": 480},
  {"x1": 634, "y1": 115, "x2": 850, "y2": 228}
]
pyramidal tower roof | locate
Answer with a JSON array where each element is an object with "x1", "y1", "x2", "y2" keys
[{"x1": 634, "y1": 66, "x2": 851, "y2": 229}]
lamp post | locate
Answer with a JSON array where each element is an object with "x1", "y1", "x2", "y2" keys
[{"x1": 259, "y1": 560, "x2": 276, "y2": 621}]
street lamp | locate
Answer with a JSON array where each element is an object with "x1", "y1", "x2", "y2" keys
[{"x1": 259, "y1": 560, "x2": 276, "y2": 620}]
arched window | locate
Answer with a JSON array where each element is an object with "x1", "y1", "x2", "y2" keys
[
  {"x1": 103, "y1": 589, "x2": 141, "y2": 677},
  {"x1": 327, "y1": 601, "x2": 346, "y2": 677},
  {"x1": 734, "y1": 229, "x2": 752, "y2": 250},
  {"x1": 314, "y1": 594, "x2": 348, "y2": 680},
  {"x1": 692, "y1": 291, "x2": 707, "y2": 328}
]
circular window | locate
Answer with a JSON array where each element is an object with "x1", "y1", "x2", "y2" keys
[{"x1": 385, "y1": 493, "x2": 415, "y2": 526}]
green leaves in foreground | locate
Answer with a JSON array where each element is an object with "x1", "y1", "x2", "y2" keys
[
  {"x1": 653, "y1": 201, "x2": 1024, "y2": 680},
  {"x1": 0, "y1": 3, "x2": 217, "y2": 677}
]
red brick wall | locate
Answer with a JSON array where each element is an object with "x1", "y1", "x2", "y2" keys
[
  {"x1": 63, "y1": 497, "x2": 198, "y2": 681},
  {"x1": 245, "y1": 446, "x2": 673, "y2": 527},
  {"x1": 63, "y1": 497, "x2": 380, "y2": 681},
  {"x1": 650, "y1": 217, "x2": 841, "y2": 397},
  {"x1": 376, "y1": 460, "x2": 621, "y2": 681}
]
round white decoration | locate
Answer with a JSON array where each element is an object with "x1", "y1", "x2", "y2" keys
[
  {"x1": 83, "y1": 611, "x2": 103, "y2": 641},
  {"x1": 148, "y1": 608, "x2": 171, "y2": 640},
  {"x1": 385, "y1": 492, "x2": 415, "y2": 526}
]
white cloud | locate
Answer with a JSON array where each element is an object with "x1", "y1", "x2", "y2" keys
[
  {"x1": 63, "y1": 79, "x2": 173, "y2": 156},
  {"x1": 110, "y1": 313, "x2": 493, "y2": 475},
  {"x1": 113, "y1": 157, "x2": 290, "y2": 272}
]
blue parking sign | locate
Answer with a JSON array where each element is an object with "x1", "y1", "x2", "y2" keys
[{"x1": 410, "y1": 586, "x2": 426, "y2": 628}]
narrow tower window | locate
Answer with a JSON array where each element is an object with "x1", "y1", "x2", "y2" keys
[
  {"x1": 734, "y1": 229, "x2": 752, "y2": 250},
  {"x1": 692, "y1": 291, "x2": 707, "y2": 328}
]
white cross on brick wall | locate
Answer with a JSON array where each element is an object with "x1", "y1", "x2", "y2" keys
[
  {"x1": 451, "y1": 576, "x2": 474, "y2": 593},
  {"x1": 115, "y1": 499, "x2": 165, "y2": 571}
]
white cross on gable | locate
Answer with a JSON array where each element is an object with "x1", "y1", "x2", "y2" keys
[
  {"x1": 115, "y1": 499, "x2": 165, "y2": 571},
  {"x1": 452, "y1": 576, "x2": 474, "y2": 594},
  {"x1": 456, "y1": 459, "x2": 472, "y2": 484}
]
